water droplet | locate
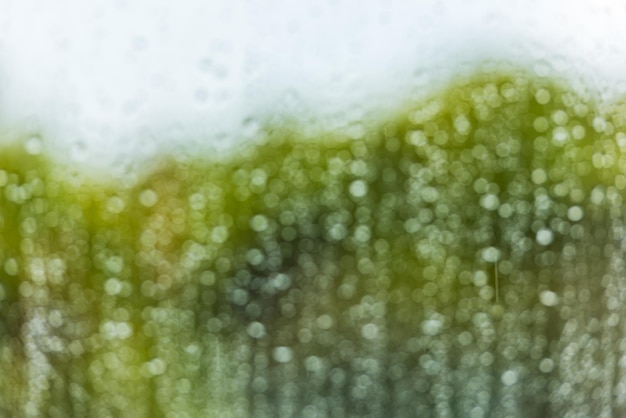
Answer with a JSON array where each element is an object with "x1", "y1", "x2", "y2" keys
[
  {"x1": 250, "y1": 214, "x2": 269, "y2": 232},
  {"x1": 567, "y1": 205, "x2": 584, "y2": 222},
  {"x1": 536, "y1": 228, "x2": 554, "y2": 246},
  {"x1": 105, "y1": 256, "x2": 124, "y2": 274},
  {"x1": 593, "y1": 116, "x2": 607, "y2": 133},
  {"x1": 146, "y1": 358, "x2": 167, "y2": 376},
  {"x1": 71, "y1": 140, "x2": 88, "y2": 162},
  {"x1": 552, "y1": 127, "x2": 570, "y2": 145},
  {"x1": 534, "y1": 88, "x2": 551, "y2": 104},
  {"x1": 316, "y1": 314, "x2": 333, "y2": 330},
  {"x1": 453, "y1": 114, "x2": 471, "y2": 135},
  {"x1": 361, "y1": 323, "x2": 379, "y2": 340},
  {"x1": 3, "y1": 258, "x2": 18, "y2": 276},
  {"x1": 210, "y1": 226, "x2": 229, "y2": 243},
  {"x1": 104, "y1": 278, "x2": 123, "y2": 296},
  {"x1": 242, "y1": 118, "x2": 260, "y2": 138},
  {"x1": 538, "y1": 358, "x2": 554, "y2": 373},
  {"x1": 272, "y1": 346, "x2": 293, "y2": 363},
  {"x1": 482, "y1": 247, "x2": 500, "y2": 263},
  {"x1": 47, "y1": 310, "x2": 64, "y2": 328},
  {"x1": 106, "y1": 196, "x2": 126, "y2": 214},
  {"x1": 539, "y1": 290, "x2": 559, "y2": 307},
  {"x1": 420, "y1": 186, "x2": 439, "y2": 203},
  {"x1": 533, "y1": 60, "x2": 552, "y2": 77},
  {"x1": 231, "y1": 289, "x2": 249, "y2": 306},
  {"x1": 304, "y1": 356, "x2": 323, "y2": 372},
  {"x1": 422, "y1": 318, "x2": 442, "y2": 336},
  {"x1": 246, "y1": 321, "x2": 266, "y2": 339},
  {"x1": 501, "y1": 370, "x2": 518, "y2": 386},
  {"x1": 457, "y1": 331, "x2": 473, "y2": 346},
  {"x1": 551, "y1": 109, "x2": 569, "y2": 126},
  {"x1": 25, "y1": 136, "x2": 42, "y2": 155},
  {"x1": 473, "y1": 270, "x2": 488, "y2": 286},
  {"x1": 590, "y1": 187, "x2": 605, "y2": 205},
  {"x1": 349, "y1": 180, "x2": 368, "y2": 198},
  {"x1": 480, "y1": 194, "x2": 500, "y2": 211},
  {"x1": 479, "y1": 351, "x2": 494, "y2": 367},
  {"x1": 139, "y1": 189, "x2": 158, "y2": 207},
  {"x1": 533, "y1": 117, "x2": 549, "y2": 132}
]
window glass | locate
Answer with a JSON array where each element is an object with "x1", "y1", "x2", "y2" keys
[{"x1": 1, "y1": 1, "x2": 625, "y2": 416}]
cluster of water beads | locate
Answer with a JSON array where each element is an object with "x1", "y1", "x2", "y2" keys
[{"x1": 1, "y1": 69, "x2": 626, "y2": 416}]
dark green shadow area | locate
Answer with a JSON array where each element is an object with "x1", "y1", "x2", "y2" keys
[{"x1": 1, "y1": 68, "x2": 626, "y2": 417}]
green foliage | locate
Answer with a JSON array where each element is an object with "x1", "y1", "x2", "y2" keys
[{"x1": 1, "y1": 69, "x2": 625, "y2": 417}]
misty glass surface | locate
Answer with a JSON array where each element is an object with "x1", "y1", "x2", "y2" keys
[{"x1": 1, "y1": 1, "x2": 626, "y2": 417}]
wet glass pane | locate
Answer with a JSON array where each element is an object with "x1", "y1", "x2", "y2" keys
[{"x1": 1, "y1": 1, "x2": 626, "y2": 417}]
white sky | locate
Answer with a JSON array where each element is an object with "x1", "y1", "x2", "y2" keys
[{"x1": 1, "y1": 0, "x2": 626, "y2": 172}]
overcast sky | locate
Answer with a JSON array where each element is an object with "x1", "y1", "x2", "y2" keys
[{"x1": 1, "y1": 0, "x2": 626, "y2": 171}]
